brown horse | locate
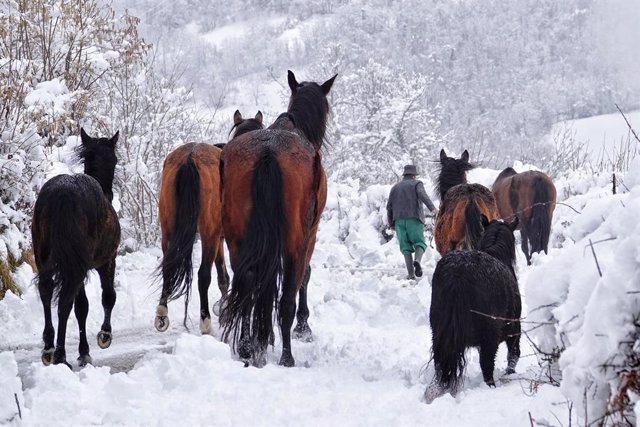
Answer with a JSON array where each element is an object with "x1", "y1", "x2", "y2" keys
[
  {"x1": 220, "y1": 70, "x2": 336, "y2": 367},
  {"x1": 492, "y1": 168, "x2": 556, "y2": 265},
  {"x1": 434, "y1": 149, "x2": 499, "y2": 255},
  {"x1": 154, "y1": 111, "x2": 263, "y2": 334}
]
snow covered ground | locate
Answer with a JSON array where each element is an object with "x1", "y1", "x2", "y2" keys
[
  {"x1": 1, "y1": 112, "x2": 639, "y2": 425},
  {"x1": 0, "y1": 169, "x2": 592, "y2": 427}
]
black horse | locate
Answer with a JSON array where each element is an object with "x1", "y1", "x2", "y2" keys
[
  {"x1": 32, "y1": 128, "x2": 121, "y2": 367},
  {"x1": 426, "y1": 207, "x2": 521, "y2": 403}
]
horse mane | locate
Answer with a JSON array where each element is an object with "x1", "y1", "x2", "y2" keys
[
  {"x1": 435, "y1": 157, "x2": 476, "y2": 201},
  {"x1": 75, "y1": 135, "x2": 117, "y2": 201},
  {"x1": 479, "y1": 220, "x2": 517, "y2": 276},
  {"x1": 288, "y1": 83, "x2": 330, "y2": 150}
]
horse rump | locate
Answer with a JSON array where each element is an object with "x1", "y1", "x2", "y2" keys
[
  {"x1": 158, "y1": 157, "x2": 201, "y2": 305},
  {"x1": 427, "y1": 257, "x2": 474, "y2": 402},
  {"x1": 220, "y1": 148, "x2": 285, "y2": 361},
  {"x1": 33, "y1": 184, "x2": 92, "y2": 307}
]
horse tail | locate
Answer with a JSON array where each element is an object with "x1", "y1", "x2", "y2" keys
[
  {"x1": 463, "y1": 200, "x2": 483, "y2": 250},
  {"x1": 221, "y1": 148, "x2": 284, "y2": 353},
  {"x1": 431, "y1": 268, "x2": 472, "y2": 392},
  {"x1": 529, "y1": 176, "x2": 551, "y2": 254},
  {"x1": 159, "y1": 157, "x2": 200, "y2": 304},
  {"x1": 37, "y1": 193, "x2": 91, "y2": 308}
]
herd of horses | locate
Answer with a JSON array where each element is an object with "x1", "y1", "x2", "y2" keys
[{"x1": 29, "y1": 70, "x2": 557, "y2": 403}]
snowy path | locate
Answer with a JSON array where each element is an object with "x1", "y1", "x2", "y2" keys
[{"x1": 1, "y1": 241, "x2": 569, "y2": 426}]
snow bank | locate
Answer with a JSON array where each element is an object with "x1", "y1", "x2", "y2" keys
[{"x1": 526, "y1": 167, "x2": 640, "y2": 423}]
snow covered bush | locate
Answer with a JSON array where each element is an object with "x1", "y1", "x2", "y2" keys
[
  {"x1": 526, "y1": 163, "x2": 640, "y2": 425},
  {"x1": 0, "y1": 0, "x2": 218, "y2": 295}
]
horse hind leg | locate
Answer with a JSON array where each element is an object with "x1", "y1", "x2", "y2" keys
[
  {"x1": 53, "y1": 285, "x2": 76, "y2": 368},
  {"x1": 292, "y1": 265, "x2": 313, "y2": 342},
  {"x1": 38, "y1": 274, "x2": 56, "y2": 366},
  {"x1": 97, "y1": 260, "x2": 116, "y2": 349},
  {"x1": 478, "y1": 336, "x2": 500, "y2": 387},
  {"x1": 505, "y1": 324, "x2": 521, "y2": 375},
  {"x1": 279, "y1": 258, "x2": 304, "y2": 367},
  {"x1": 74, "y1": 286, "x2": 92, "y2": 366},
  {"x1": 197, "y1": 240, "x2": 216, "y2": 335},
  {"x1": 519, "y1": 227, "x2": 532, "y2": 265},
  {"x1": 212, "y1": 238, "x2": 230, "y2": 318}
]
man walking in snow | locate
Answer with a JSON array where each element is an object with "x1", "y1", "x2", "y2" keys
[{"x1": 387, "y1": 164, "x2": 438, "y2": 280}]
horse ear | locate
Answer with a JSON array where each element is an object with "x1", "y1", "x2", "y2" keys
[
  {"x1": 233, "y1": 110, "x2": 243, "y2": 126},
  {"x1": 110, "y1": 131, "x2": 119, "y2": 147},
  {"x1": 461, "y1": 150, "x2": 469, "y2": 163},
  {"x1": 255, "y1": 111, "x2": 263, "y2": 124},
  {"x1": 440, "y1": 149, "x2": 447, "y2": 162},
  {"x1": 80, "y1": 128, "x2": 91, "y2": 145},
  {"x1": 288, "y1": 70, "x2": 299, "y2": 93},
  {"x1": 509, "y1": 216, "x2": 519, "y2": 231},
  {"x1": 321, "y1": 74, "x2": 337, "y2": 95},
  {"x1": 481, "y1": 214, "x2": 490, "y2": 228}
]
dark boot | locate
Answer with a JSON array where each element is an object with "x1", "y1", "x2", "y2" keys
[
  {"x1": 413, "y1": 247, "x2": 425, "y2": 277},
  {"x1": 403, "y1": 254, "x2": 415, "y2": 279}
]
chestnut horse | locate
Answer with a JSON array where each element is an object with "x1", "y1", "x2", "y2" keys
[
  {"x1": 434, "y1": 149, "x2": 499, "y2": 255},
  {"x1": 220, "y1": 70, "x2": 336, "y2": 367},
  {"x1": 492, "y1": 168, "x2": 556, "y2": 265},
  {"x1": 154, "y1": 111, "x2": 263, "y2": 334},
  {"x1": 32, "y1": 128, "x2": 120, "y2": 367}
]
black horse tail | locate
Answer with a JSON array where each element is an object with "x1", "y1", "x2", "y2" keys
[
  {"x1": 529, "y1": 176, "x2": 551, "y2": 254},
  {"x1": 221, "y1": 148, "x2": 284, "y2": 355},
  {"x1": 159, "y1": 157, "x2": 200, "y2": 305},
  {"x1": 38, "y1": 193, "x2": 91, "y2": 308},
  {"x1": 431, "y1": 272, "x2": 472, "y2": 392},
  {"x1": 463, "y1": 200, "x2": 484, "y2": 250}
]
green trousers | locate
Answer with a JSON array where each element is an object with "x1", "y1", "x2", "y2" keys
[{"x1": 395, "y1": 218, "x2": 427, "y2": 255}]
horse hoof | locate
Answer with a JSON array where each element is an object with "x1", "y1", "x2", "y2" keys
[
  {"x1": 155, "y1": 305, "x2": 169, "y2": 332},
  {"x1": 424, "y1": 383, "x2": 446, "y2": 404},
  {"x1": 505, "y1": 367, "x2": 516, "y2": 375},
  {"x1": 238, "y1": 339, "x2": 252, "y2": 361},
  {"x1": 41, "y1": 348, "x2": 54, "y2": 366},
  {"x1": 212, "y1": 298, "x2": 227, "y2": 317},
  {"x1": 279, "y1": 351, "x2": 295, "y2": 367},
  {"x1": 292, "y1": 325, "x2": 313, "y2": 343},
  {"x1": 78, "y1": 354, "x2": 93, "y2": 367},
  {"x1": 200, "y1": 317, "x2": 212, "y2": 335},
  {"x1": 253, "y1": 351, "x2": 267, "y2": 368},
  {"x1": 97, "y1": 331, "x2": 112, "y2": 349}
]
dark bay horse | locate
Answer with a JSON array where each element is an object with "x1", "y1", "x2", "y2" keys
[
  {"x1": 492, "y1": 168, "x2": 557, "y2": 265},
  {"x1": 32, "y1": 128, "x2": 121, "y2": 367},
  {"x1": 220, "y1": 70, "x2": 336, "y2": 367},
  {"x1": 434, "y1": 149, "x2": 499, "y2": 255},
  {"x1": 154, "y1": 111, "x2": 263, "y2": 334},
  {"x1": 426, "y1": 213, "x2": 521, "y2": 403}
]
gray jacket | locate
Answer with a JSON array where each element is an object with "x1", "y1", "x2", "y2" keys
[{"x1": 387, "y1": 177, "x2": 437, "y2": 225}]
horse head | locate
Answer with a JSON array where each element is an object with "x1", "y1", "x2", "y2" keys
[
  {"x1": 230, "y1": 110, "x2": 264, "y2": 139},
  {"x1": 436, "y1": 149, "x2": 475, "y2": 201},
  {"x1": 286, "y1": 70, "x2": 337, "y2": 150},
  {"x1": 479, "y1": 218, "x2": 518, "y2": 275},
  {"x1": 76, "y1": 128, "x2": 119, "y2": 200}
]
